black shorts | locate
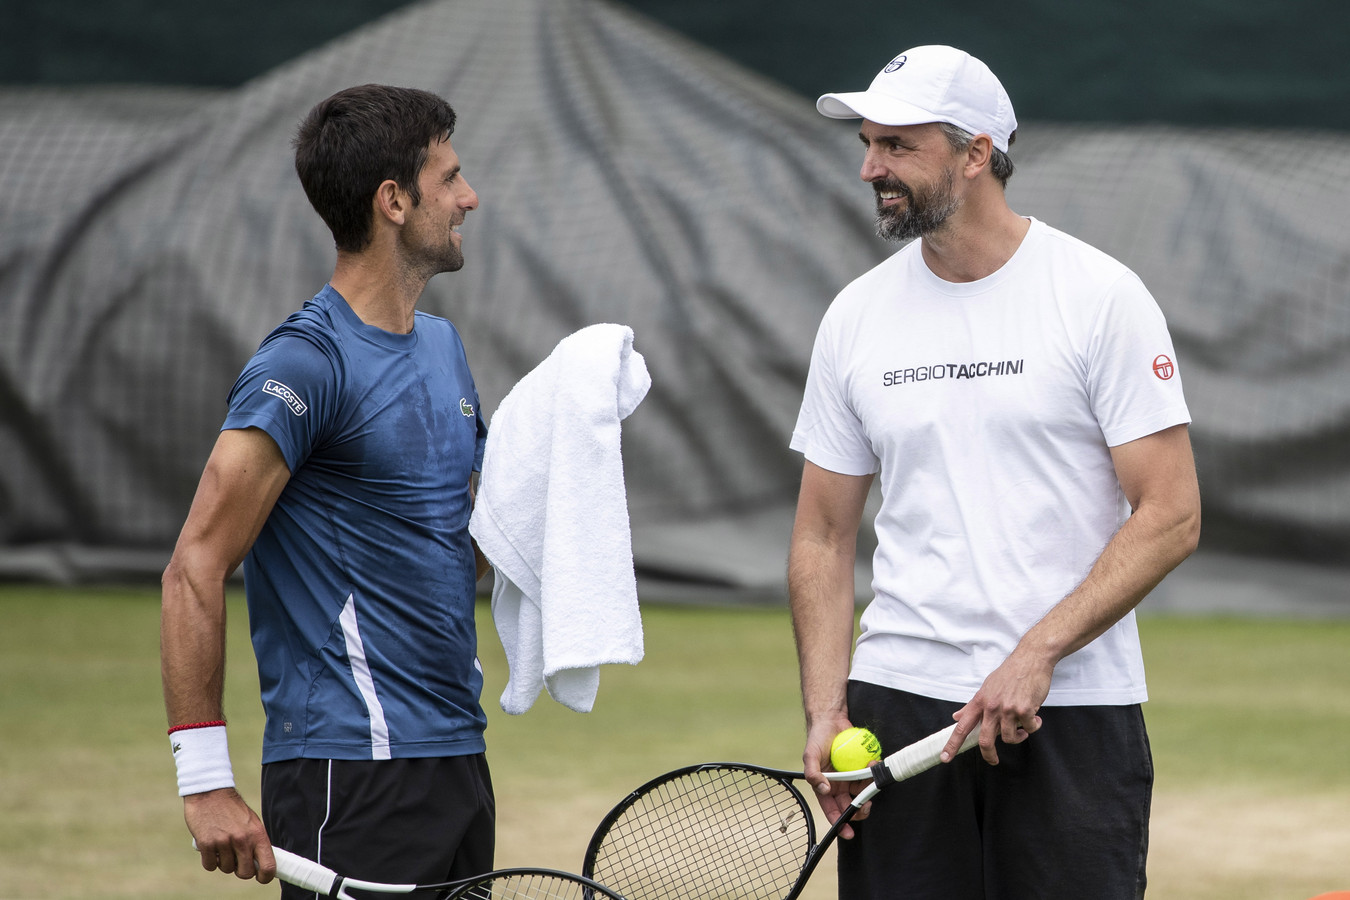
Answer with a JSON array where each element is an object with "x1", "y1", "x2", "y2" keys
[
  {"x1": 262, "y1": 754, "x2": 495, "y2": 898},
  {"x1": 840, "y1": 682, "x2": 1152, "y2": 900}
]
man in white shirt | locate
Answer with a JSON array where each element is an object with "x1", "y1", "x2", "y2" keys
[{"x1": 788, "y1": 45, "x2": 1201, "y2": 898}]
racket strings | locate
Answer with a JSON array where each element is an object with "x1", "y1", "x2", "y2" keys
[
  {"x1": 447, "y1": 871, "x2": 615, "y2": 900},
  {"x1": 590, "y1": 768, "x2": 811, "y2": 900}
]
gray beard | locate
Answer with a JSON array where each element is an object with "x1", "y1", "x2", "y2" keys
[{"x1": 874, "y1": 170, "x2": 960, "y2": 242}]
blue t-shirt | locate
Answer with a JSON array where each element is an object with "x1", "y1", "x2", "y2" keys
[{"x1": 223, "y1": 285, "x2": 488, "y2": 763}]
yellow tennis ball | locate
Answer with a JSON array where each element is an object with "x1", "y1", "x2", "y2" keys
[{"x1": 830, "y1": 726, "x2": 882, "y2": 771}]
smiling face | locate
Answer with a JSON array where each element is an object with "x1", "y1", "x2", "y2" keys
[
  {"x1": 858, "y1": 120, "x2": 963, "y2": 242},
  {"x1": 400, "y1": 135, "x2": 479, "y2": 275}
]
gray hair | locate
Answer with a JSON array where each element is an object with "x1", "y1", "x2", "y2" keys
[{"x1": 938, "y1": 123, "x2": 1016, "y2": 188}]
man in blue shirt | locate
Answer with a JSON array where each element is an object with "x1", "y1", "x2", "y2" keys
[{"x1": 161, "y1": 84, "x2": 491, "y2": 892}]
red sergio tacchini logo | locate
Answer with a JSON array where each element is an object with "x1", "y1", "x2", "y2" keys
[{"x1": 1152, "y1": 355, "x2": 1175, "y2": 380}]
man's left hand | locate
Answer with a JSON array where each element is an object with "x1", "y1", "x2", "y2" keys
[{"x1": 943, "y1": 648, "x2": 1050, "y2": 765}]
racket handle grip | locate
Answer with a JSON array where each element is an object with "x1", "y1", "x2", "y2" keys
[
  {"x1": 193, "y1": 840, "x2": 340, "y2": 897},
  {"x1": 876, "y1": 722, "x2": 981, "y2": 786},
  {"x1": 273, "y1": 847, "x2": 340, "y2": 896}
]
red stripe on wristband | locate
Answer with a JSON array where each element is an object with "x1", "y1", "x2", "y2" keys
[{"x1": 168, "y1": 720, "x2": 227, "y2": 734}]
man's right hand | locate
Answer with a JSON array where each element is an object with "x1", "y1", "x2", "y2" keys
[
  {"x1": 184, "y1": 788, "x2": 276, "y2": 883},
  {"x1": 803, "y1": 718, "x2": 871, "y2": 840}
]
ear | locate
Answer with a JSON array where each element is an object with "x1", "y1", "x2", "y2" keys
[
  {"x1": 372, "y1": 179, "x2": 409, "y2": 226},
  {"x1": 963, "y1": 134, "x2": 994, "y2": 180}
]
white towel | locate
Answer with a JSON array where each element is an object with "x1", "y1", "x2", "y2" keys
[{"x1": 469, "y1": 324, "x2": 650, "y2": 714}]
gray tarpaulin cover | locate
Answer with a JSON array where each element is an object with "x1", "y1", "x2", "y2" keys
[{"x1": 2, "y1": 0, "x2": 1348, "y2": 590}]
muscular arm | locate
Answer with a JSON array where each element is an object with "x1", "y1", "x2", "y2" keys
[
  {"x1": 945, "y1": 423, "x2": 1202, "y2": 764},
  {"x1": 161, "y1": 427, "x2": 291, "y2": 881},
  {"x1": 787, "y1": 460, "x2": 874, "y2": 835}
]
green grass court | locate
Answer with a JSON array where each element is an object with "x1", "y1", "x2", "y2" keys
[{"x1": 1, "y1": 584, "x2": 1347, "y2": 899}]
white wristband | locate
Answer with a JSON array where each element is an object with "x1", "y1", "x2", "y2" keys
[{"x1": 169, "y1": 724, "x2": 236, "y2": 796}]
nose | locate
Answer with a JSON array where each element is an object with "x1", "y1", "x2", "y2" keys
[
  {"x1": 460, "y1": 179, "x2": 479, "y2": 211},
  {"x1": 860, "y1": 147, "x2": 887, "y2": 183}
]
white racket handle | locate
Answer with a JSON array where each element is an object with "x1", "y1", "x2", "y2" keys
[
  {"x1": 878, "y1": 721, "x2": 980, "y2": 783},
  {"x1": 273, "y1": 846, "x2": 340, "y2": 895},
  {"x1": 193, "y1": 840, "x2": 342, "y2": 896},
  {"x1": 274, "y1": 846, "x2": 419, "y2": 896},
  {"x1": 825, "y1": 721, "x2": 981, "y2": 783}
]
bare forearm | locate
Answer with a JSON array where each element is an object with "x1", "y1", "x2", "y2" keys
[
  {"x1": 161, "y1": 558, "x2": 229, "y2": 725},
  {"x1": 788, "y1": 519, "x2": 866, "y2": 821},
  {"x1": 788, "y1": 537, "x2": 857, "y2": 725},
  {"x1": 789, "y1": 463, "x2": 872, "y2": 726}
]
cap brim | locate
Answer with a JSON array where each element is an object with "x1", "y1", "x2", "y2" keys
[{"x1": 816, "y1": 91, "x2": 941, "y2": 127}]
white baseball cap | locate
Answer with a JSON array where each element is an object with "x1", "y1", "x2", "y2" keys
[{"x1": 817, "y1": 45, "x2": 1018, "y2": 152}]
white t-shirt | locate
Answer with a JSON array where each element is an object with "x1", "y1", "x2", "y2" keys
[{"x1": 791, "y1": 219, "x2": 1190, "y2": 706}]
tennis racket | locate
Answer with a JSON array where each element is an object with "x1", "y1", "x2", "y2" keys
[
  {"x1": 582, "y1": 722, "x2": 980, "y2": 900},
  {"x1": 199, "y1": 844, "x2": 629, "y2": 900}
]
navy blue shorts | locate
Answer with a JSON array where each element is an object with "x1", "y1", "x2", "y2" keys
[
  {"x1": 262, "y1": 754, "x2": 495, "y2": 897},
  {"x1": 839, "y1": 682, "x2": 1152, "y2": 900}
]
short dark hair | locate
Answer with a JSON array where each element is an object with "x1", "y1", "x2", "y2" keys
[
  {"x1": 293, "y1": 84, "x2": 458, "y2": 253},
  {"x1": 938, "y1": 123, "x2": 1016, "y2": 188}
]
